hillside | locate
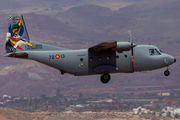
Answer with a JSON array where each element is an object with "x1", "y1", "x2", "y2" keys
[
  {"x1": 58, "y1": 0, "x2": 180, "y2": 44},
  {"x1": 0, "y1": 0, "x2": 139, "y2": 15},
  {"x1": 0, "y1": 108, "x2": 178, "y2": 120}
]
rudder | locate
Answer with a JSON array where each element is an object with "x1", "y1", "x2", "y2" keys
[{"x1": 5, "y1": 15, "x2": 33, "y2": 53}]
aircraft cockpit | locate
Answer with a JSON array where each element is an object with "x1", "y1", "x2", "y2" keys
[{"x1": 149, "y1": 49, "x2": 161, "y2": 56}]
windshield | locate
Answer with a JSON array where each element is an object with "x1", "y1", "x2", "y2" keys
[{"x1": 149, "y1": 49, "x2": 161, "y2": 56}]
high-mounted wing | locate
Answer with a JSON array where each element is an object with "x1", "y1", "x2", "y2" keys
[
  {"x1": 88, "y1": 41, "x2": 136, "y2": 53},
  {"x1": 88, "y1": 41, "x2": 116, "y2": 53}
]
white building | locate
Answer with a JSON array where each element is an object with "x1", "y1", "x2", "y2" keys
[
  {"x1": 133, "y1": 106, "x2": 147, "y2": 114},
  {"x1": 3, "y1": 95, "x2": 12, "y2": 99},
  {"x1": 69, "y1": 104, "x2": 84, "y2": 108},
  {"x1": 162, "y1": 106, "x2": 180, "y2": 117},
  {"x1": 174, "y1": 108, "x2": 180, "y2": 115}
]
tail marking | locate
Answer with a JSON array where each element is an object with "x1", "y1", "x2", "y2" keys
[{"x1": 5, "y1": 15, "x2": 34, "y2": 53}]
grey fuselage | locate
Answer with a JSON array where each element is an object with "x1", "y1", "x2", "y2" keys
[
  {"x1": 5, "y1": 15, "x2": 176, "y2": 81},
  {"x1": 23, "y1": 42, "x2": 175, "y2": 76}
]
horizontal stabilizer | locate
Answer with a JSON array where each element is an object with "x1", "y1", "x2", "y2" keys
[{"x1": 4, "y1": 52, "x2": 28, "y2": 58}]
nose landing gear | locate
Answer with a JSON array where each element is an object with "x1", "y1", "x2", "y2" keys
[
  {"x1": 164, "y1": 67, "x2": 170, "y2": 76},
  {"x1": 100, "y1": 73, "x2": 111, "y2": 84}
]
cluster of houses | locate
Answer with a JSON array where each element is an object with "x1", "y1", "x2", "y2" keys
[
  {"x1": 2, "y1": 93, "x2": 180, "y2": 118},
  {"x1": 133, "y1": 106, "x2": 180, "y2": 118}
]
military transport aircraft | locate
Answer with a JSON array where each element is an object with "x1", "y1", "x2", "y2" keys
[{"x1": 4, "y1": 15, "x2": 176, "y2": 84}]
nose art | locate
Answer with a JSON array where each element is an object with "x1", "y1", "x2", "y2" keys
[{"x1": 174, "y1": 58, "x2": 176, "y2": 63}]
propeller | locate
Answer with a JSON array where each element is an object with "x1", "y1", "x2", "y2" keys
[{"x1": 128, "y1": 31, "x2": 136, "y2": 72}]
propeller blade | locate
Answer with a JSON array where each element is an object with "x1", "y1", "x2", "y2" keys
[
  {"x1": 131, "y1": 34, "x2": 134, "y2": 56},
  {"x1": 128, "y1": 30, "x2": 132, "y2": 42},
  {"x1": 128, "y1": 32, "x2": 135, "y2": 71},
  {"x1": 131, "y1": 47, "x2": 134, "y2": 72},
  {"x1": 130, "y1": 34, "x2": 133, "y2": 44}
]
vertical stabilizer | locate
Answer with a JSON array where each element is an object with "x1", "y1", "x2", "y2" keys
[{"x1": 5, "y1": 15, "x2": 33, "y2": 53}]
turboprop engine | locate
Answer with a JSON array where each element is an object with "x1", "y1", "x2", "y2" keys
[{"x1": 112, "y1": 42, "x2": 137, "y2": 52}]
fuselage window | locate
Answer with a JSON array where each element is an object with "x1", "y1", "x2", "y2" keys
[
  {"x1": 80, "y1": 58, "x2": 83, "y2": 61},
  {"x1": 156, "y1": 49, "x2": 161, "y2": 54},
  {"x1": 160, "y1": 49, "x2": 163, "y2": 53},
  {"x1": 149, "y1": 49, "x2": 161, "y2": 56}
]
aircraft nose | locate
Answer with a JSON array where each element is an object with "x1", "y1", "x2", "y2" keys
[{"x1": 164, "y1": 54, "x2": 176, "y2": 66}]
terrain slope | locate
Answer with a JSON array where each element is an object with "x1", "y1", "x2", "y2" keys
[{"x1": 0, "y1": 109, "x2": 178, "y2": 120}]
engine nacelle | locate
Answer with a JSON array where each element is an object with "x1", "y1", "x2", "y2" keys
[{"x1": 112, "y1": 42, "x2": 136, "y2": 52}]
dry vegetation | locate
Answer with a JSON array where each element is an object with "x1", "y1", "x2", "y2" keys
[{"x1": 0, "y1": 108, "x2": 178, "y2": 120}]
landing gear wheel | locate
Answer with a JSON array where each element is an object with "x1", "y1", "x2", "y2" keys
[
  {"x1": 100, "y1": 73, "x2": 111, "y2": 84},
  {"x1": 164, "y1": 70, "x2": 170, "y2": 76}
]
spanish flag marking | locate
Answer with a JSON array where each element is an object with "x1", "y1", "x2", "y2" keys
[{"x1": 56, "y1": 54, "x2": 60, "y2": 59}]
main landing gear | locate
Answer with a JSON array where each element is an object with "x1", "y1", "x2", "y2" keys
[
  {"x1": 100, "y1": 73, "x2": 111, "y2": 84},
  {"x1": 164, "y1": 67, "x2": 170, "y2": 76}
]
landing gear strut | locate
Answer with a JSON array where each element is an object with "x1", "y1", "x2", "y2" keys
[
  {"x1": 100, "y1": 73, "x2": 111, "y2": 84},
  {"x1": 164, "y1": 67, "x2": 170, "y2": 76}
]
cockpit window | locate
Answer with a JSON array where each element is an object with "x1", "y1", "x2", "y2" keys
[{"x1": 149, "y1": 49, "x2": 161, "y2": 56}]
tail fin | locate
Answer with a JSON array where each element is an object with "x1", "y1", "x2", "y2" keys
[{"x1": 5, "y1": 15, "x2": 33, "y2": 53}]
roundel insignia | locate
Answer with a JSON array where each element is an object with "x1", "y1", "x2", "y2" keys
[{"x1": 55, "y1": 54, "x2": 60, "y2": 59}]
